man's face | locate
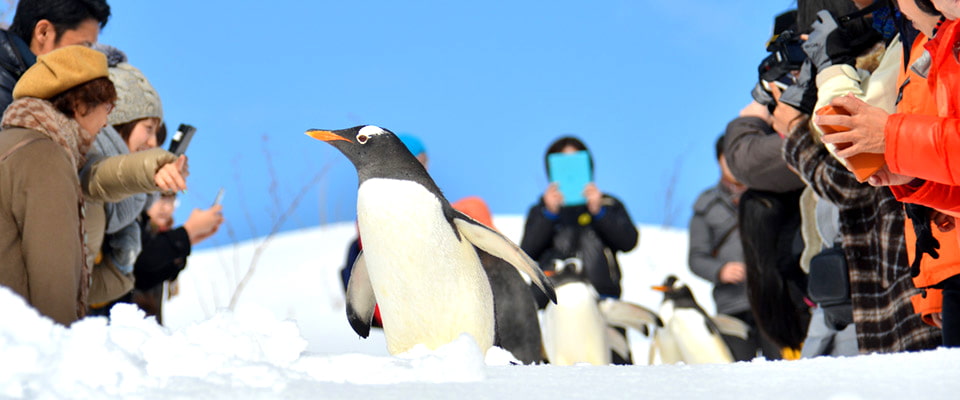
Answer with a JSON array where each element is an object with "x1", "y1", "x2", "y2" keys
[
  {"x1": 853, "y1": 0, "x2": 876, "y2": 9},
  {"x1": 34, "y1": 18, "x2": 100, "y2": 56}
]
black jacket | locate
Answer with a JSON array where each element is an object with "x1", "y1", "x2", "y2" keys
[
  {"x1": 0, "y1": 30, "x2": 35, "y2": 113},
  {"x1": 520, "y1": 194, "x2": 638, "y2": 300},
  {"x1": 133, "y1": 212, "x2": 192, "y2": 291}
]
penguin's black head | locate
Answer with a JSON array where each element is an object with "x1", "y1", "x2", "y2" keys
[
  {"x1": 547, "y1": 257, "x2": 589, "y2": 287},
  {"x1": 306, "y1": 125, "x2": 427, "y2": 182},
  {"x1": 652, "y1": 275, "x2": 697, "y2": 304}
]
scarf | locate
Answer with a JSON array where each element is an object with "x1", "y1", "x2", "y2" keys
[{"x1": 2, "y1": 97, "x2": 92, "y2": 317}]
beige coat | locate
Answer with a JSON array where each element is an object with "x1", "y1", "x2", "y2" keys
[
  {"x1": 0, "y1": 128, "x2": 84, "y2": 325},
  {"x1": 81, "y1": 148, "x2": 177, "y2": 305}
]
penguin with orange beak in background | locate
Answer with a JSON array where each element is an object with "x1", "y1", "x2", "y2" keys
[
  {"x1": 650, "y1": 275, "x2": 749, "y2": 364},
  {"x1": 306, "y1": 125, "x2": 556, "y2": 355}
]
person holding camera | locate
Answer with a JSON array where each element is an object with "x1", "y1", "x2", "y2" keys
[
  {"x1": 80, "y1": 44, "x2": 193, "y2": 313},
  {"x1": 773, "y1": 0, "x2": 942, "y2": 353},
  {"x1": 519, "y1": 136, "x2": 638, "y2": 364},
  {"x1": 803, "y1": 0, "x2": 960, "y2": 347}
]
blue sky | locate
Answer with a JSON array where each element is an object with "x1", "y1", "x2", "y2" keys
[{"x1": 91, "y1": 0, "x2": 797, "y2": 248}]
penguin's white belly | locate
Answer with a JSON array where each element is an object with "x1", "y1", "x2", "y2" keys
[
  {"x1": 665, "y1": 309, "x2": 733, "y2": 364},
  {"x1": 649, "y1": 302, "x2": 683, "y2": 365},
  {"x1": 542, "y1": 282, "x2": 608, "y2": 365},
  {"x1": 357, "y1": 179, "x2": 494, "y2": 354}
]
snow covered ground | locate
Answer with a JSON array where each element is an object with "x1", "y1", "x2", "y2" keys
[{"x1": 2, "y1": 217, "x2": 959, "y2": 399}]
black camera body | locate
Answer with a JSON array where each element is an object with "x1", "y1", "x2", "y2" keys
[
  {"x1": 168, "y1": 123, "x2": 197, "y2": 157},
  {"x1": 758, "y1": 30, "x2": 806, "y2": 82}
]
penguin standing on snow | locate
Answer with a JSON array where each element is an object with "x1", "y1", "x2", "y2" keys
[
  {"x1": 306, "y1": 125, "x2": 556, "y2": 355},
  {"x1": 541, "y1": 258, "x2": 661, "y2": 366},
  {"x1": 649, "y1": 275, "x2": 749, "y2": 365}
]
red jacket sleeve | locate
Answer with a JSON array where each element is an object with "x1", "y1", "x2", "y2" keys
[
  {"x1": 890, "y1": 180, "x2": 960, "y2": 215},
  {"x1": 886, "y1": 113, "x2": 960, "y2": 185}
]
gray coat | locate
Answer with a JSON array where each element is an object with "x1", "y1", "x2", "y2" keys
[
  {"x1": 723, "y1": 116, "x2": 805, "y2": 193},
  {"x1": 688, "y1": 183, "x2": 750, "y2": 315},
  {"x1": 82, "y1": 126, "x2": 148, "y2": 271}
]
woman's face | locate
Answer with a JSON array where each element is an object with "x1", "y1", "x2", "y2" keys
[
  {"x1": 932, "y1": 0, "x2": 960, "y2": 20},
  {"x1": 148, "y1": 195, "x2": 176, "y2": 229},
  {"x1": 127, "y1": 118, "x2": 161, "y2": 153},
  {"x1": 74, "y1": 102, "x2": 113, "y2": 137}
]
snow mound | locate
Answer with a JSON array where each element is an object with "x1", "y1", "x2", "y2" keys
[{"x1": 0, "y1": 286, "x2": 489, "y2": 399}]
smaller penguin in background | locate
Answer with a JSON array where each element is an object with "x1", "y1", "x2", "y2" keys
[
  {"x1": 650, "y1": 275, "x2": 750, "y2": 365},
  {"x1": 541, "y1": 258, "x2": 661, "y2": 366}
]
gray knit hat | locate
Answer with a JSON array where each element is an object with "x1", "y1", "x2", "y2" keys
[{"x1": 94, "y1": 44, "x2": 163, "y2": 126}]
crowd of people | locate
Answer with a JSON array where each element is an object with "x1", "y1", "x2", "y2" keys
[
  {"x1": 3, "y1": 0, "x2": 958, "y2": 366},
  {"x1": 695, "y1": 0, "x2": 960, "y2": 358},
  {"x1": 0, "y1": 0, "x2": 223, "y2": 326}
]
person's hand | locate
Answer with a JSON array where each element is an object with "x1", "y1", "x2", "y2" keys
[
  {"x1": 543, "y1": 183, "x2": 564, "y2": 215},
  {"x1": 802, "y1": 9, "x2": 882, "y2": 71},
  {"x1": 866, "y1": 165, "x2": 914, "y2": 187},
  {"x1": 816, "y1": 95, "x2": 890, "y2": 158},
  {"x1": 931, "y1": 312, "x2": 943, "y2": 328},
  {"x1": 183, "y1": 204, "x2": 224, "y2": 244},
  {"x1": 778, "y1": 59, "x2": 817, "y2": 115},
  {"x1": 768, "y1": 84, "x2": 804, "y2": 136},
  {"x1": 584, "y1": 183, "x2": 603, "y2": 215},
  {"x1": 932, "y1": 211, "x2": 956, "y2": 233},
  {"x1": 155, "y1": 155, "x2": 189, "y2": 192},
  {"x1": 719, "y1": 261, "x2": 746, "y2": 284},
  {"x1": 739, "y1": 100, "x2": 772, "y2": 124}
]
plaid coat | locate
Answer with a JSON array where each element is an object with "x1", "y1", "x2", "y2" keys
[{"x1": 783, "y1": 122, "x2": 941, "y2": 353}]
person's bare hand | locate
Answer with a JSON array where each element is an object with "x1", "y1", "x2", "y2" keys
[
  {"x1": 584, "y1": 183, "x2": 603, "y2": 215},
  {"x1": 719, "y1": 261, "x2": 747, "y2": 284},
  {"x1": 740, "y1": 100, "x2": 772, "y2": 124},
  {"x1": 932, "y1": 211, "x2": 956, "y2": 233},
  {"x1": 866, "y1": 165, "x2": 914, "y2": 187},
  {"x1": 183, "y1": 204, "x2": 224, "y2": 244},
  {"x1": 543, "y1": 183, "x2": 564, "y2": 214},
  {"x1": 816, "y1": 94, "x2": 889, "y2": 158},
  {"x1": 931, "y1": 312, "x2": 943, "y2": 328},
  {"x1": 155, "y1": 155, "x2": 189, "y2": 192}
]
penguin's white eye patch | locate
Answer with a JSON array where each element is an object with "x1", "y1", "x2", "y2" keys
[
  {"x1": 357, "y1": 134, "x2": 368, "y2": 144},
  {"x1": 359, "y1": 125, "x2": 387, "y2": 137}
]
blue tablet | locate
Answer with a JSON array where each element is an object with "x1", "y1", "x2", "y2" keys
[{"x1": 548, "y1": 151, "x2": 591, "y2": 206}]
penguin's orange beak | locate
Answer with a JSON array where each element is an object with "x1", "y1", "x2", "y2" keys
[
  {"x1": 651, "y1": 285, "x2": 668, "y2": 292},
  {"x1": 305, "y1": 129, "x2": 351, "y2": 143}
]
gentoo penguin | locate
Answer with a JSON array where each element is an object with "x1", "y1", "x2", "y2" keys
[
  {"x1": 306, "y1": 125, "x2": 556, "y2": 355},
  {"x1": 451, "y1": 196, "x2": 544, "y2": 364},
  {"x1": 541, "y1": 258, "x2": 661, "y2": 366},
  {"x1": 649, "y1": 275, "x2": 749, "y2": 365}
]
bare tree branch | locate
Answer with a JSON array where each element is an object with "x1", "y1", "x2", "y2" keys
[{"x1": 228, "y1": 165, "x2": 331, "y2": 310}]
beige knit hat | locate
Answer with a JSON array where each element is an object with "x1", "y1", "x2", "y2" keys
[
  {"x1": 13, "y1": 45, "x2": 109, "y2": 100},
  {"x1": 106, "y1": 61, "x2": 163, "y2": 126}
]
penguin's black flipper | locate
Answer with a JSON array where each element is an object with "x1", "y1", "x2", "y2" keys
[
  {"x1": 599, "y1": 298, "x2": 664, "y2": 332},
  {"x1": 450, "y1": 211, "x2": 558, "y2": 303},
  {"x1": 345, "y1": 251, "x2": 376, "y2": 338}
]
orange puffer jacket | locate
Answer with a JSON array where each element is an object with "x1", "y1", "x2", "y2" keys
[{"x1": 890, "y1": 31, "x2": 960, "y2": 326}]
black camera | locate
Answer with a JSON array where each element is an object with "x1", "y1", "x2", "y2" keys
[{"x1": 758, "y1": 30, "x2": 806, "y2": 82}]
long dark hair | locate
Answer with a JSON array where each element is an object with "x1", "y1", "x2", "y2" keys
[{"x1": 739, "y1": 188, "x2": 810, "y2": 349}]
